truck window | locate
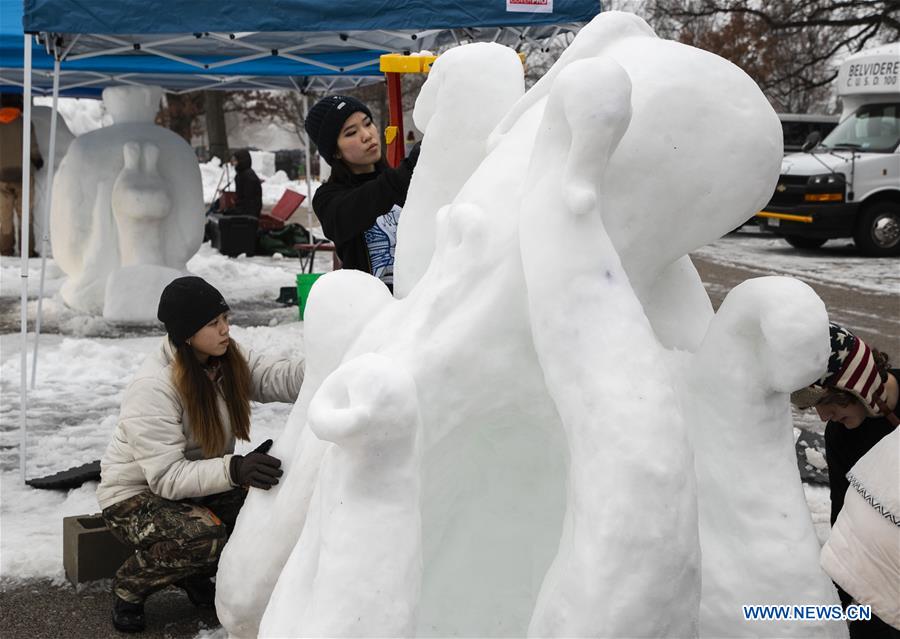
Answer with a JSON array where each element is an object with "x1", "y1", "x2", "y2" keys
[
  {"x1": 779, "y1": 116, "x2": 839, "y2": 153},
  {"x1": 822, "y1": 103, "x2": 900, "y2": 153}
]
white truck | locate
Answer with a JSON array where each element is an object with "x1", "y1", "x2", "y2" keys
[{"x1": 758, "y1": 43, "x2": 900, "y2": 256}]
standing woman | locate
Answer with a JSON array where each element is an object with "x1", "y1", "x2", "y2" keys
[
  {"x1": 96, "y1": 276, "x2": 304, "y2": 633},
  {"x1": 305, "y1": 95, "x2": 420, "y2": 292}
]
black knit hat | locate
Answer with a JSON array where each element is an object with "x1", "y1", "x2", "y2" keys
[
  {"x1": 304, "y1": 95, "x2": 372, "y2": 165},
  {"x1": 157, "y1": 276, "x2": 230, "y2": 344}
]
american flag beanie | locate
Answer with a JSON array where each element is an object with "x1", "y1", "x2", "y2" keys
[{"x1": 793, "y1": 323, "x2": 890, "y2": 417}]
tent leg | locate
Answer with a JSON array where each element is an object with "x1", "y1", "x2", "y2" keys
[
  {"x1": 385, "y1": 72, "x2": 405, "y2": 168},
  {"x1": 31, "y1": 57, "x2": 61, "y2": 390},
  {"x1": 19, "y1": 34, "x2": 34, "y2": 483},
  {"x1": 302, "y1": 93, "x2": 314, "y2": 239}
]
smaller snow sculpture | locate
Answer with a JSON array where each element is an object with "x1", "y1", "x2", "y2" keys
[
  {"x1": 103, "y1": 141, "x2": 183, "y2": 321},
  {"x1": 51, "y1": 85, "x2": 203, "y2": 319}
]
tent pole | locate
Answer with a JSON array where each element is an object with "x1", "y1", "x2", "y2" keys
[
  {"x1": 31, "y1": 56, "x2": 61, "y2": 389},
  {"x1": 384, "y1": 72, "x2": 405, "y2": 168},
  {"x1": 302, "y1": 92, "x2": 313, "y2": 238},
  {"x1": 19, "y1": 34, "x2": 34, "y2": 483}
]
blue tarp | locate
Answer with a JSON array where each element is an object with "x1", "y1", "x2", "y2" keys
[
  {"x1": 1, "y1": 0, "x2": 385, "y2": 92},
  {"x1": 3, "y1": 0, "x2": 600, "y2": 93},
  {"x1": 23, "y1": 0, "x2": 600, "y2": 35}
]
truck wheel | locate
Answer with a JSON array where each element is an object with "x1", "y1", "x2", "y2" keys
[
  {"x1": 854, "y1": 201, "x2": 900, "y2": 257},
  {"x1": 784, "y1": 235, "x2": 827, "y2": 250}
]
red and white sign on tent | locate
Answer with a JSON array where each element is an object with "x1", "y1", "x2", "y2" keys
[{"x1": 507, "y1": 0, "x2": 553, "y2": 13}]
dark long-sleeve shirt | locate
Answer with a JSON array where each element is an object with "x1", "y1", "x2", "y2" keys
[
  {"x1": 312, "y1": 160, "x2": 414, "y2": 274},
  {"x1": 230, "y1": 167, "x2": 262, "y2": 218}
]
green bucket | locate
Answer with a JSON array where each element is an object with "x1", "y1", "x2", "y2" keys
[{"x1": 296, "y1": 273, "x2": 324, "y2": 320}]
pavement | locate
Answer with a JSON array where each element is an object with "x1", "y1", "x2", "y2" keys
[
  {"x1": 0, "y1": 579, "x2": 221, "y2": 638},
  {"x1": 1, "y1": 435, "x2": 829, "y2": 639}
]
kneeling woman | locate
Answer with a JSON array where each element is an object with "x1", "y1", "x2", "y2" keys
[{"x1": 96, "y1": 276, "x2": 304, "y2": 633}]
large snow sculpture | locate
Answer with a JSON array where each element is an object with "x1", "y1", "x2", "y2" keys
[
  {"x1": 217, "y1": 12, "x2": 845, "y2": 638},
  {"x1": 50, "y1": 85, "x2": 202, "y2": 319}
]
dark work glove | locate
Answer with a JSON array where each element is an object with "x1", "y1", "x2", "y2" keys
[
  {"x1": 229, "y1": 439, "x2": 283, "y2": 489},
  {"x1": 403, "y1": 141, "x2": 421, "y2": 171}
]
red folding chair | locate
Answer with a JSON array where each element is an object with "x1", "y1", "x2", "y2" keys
[{"x1": 260, "y1": 189, "x2": 306, "y2": 231}]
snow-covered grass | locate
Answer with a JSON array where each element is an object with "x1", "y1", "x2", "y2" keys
[{"x1": 198, "y1": 156, "x2": 322, "y2": 208}]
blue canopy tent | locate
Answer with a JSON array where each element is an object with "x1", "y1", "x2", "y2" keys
[
  {"x1": 1, "y1": 0, "x2": 387, "y2": 94},
  {"x1": 11, "y1": 0, "x2": 603, "y2": 481}
]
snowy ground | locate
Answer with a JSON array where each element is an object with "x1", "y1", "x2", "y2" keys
[
  {"x1": 1, "y1": 230, "x2": 891, "y2": 587},
  {"x1": 695, "y1": 227, "x2": 899, "y2": 296}
]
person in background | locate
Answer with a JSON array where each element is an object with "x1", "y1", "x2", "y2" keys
[
  {"x1": 220, "y1": 149, "x2": 262, "y2": 218},
  {"x1": 792, "y1": 322, "x2": 899, "y2": 639},
  {"x1": 0, "y1": 93, "x2": 43, "y2": 256},
  {"x1": 304, "y1": 95, "x2": 420, "y2": 292},
  {"x1": 96, "y1": 276, "x2": 304, "y2": 633}
]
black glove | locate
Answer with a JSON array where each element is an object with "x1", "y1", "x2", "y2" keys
[
  {"x1": 32, "y1": 157, "x2": 44, "y2": 171},
  {"x1": 229, "y1": 439, "x2": 282, "y2": 489},
  {"x1": 403, "y1": 141, "x2": 421, "y2": 171}
]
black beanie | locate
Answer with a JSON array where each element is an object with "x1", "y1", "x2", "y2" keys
[
  {"x1": 157, "y1": 276, "x2": 230, "y2": 344},
  {"x1": 304, "y1": 95, "x2": 372, "y2": 165}
]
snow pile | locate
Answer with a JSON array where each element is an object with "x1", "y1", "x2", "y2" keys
[
  {"x1": 34, "y1": 96, "x2": 111, "y2": 136},
  {"x1": 200, "y1": 155, "x2": 320, "y2": 207}
]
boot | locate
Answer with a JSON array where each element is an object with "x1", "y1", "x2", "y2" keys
[
  {"x1": 112, "y1": 595, "x2": 145, "y2": 633},
  {"x1": 175, "y1": 575, "x2": 216, "y2": 608}
]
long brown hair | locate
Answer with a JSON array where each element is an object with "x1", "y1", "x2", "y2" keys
[{"x1": 172, "y1": 337, "x2": 252, "y2": 456}]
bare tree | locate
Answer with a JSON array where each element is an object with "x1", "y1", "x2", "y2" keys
[
  {"x1": 156, "y1": 92, "x2": 204, "y2": 142},
  {"x1": 641, "y1": 0, "x2": 900, "y2": 112}
]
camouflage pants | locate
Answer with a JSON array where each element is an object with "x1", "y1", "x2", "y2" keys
[{"x1": 101, "y1": 488, "x2": 246, "y2": 603}]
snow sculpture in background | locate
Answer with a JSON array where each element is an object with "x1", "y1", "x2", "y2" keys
[
  {"x1": 31, "y1": 106, "x2": 75, "y2": 256},
  {"x1": 50, "y1": 85, "x2": 203, "y2": 319},
  {"x1": 217, "y1": 12, "x2": 846, "y2": 638}
]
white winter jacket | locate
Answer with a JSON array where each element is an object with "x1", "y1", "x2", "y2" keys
[
  {"x1": 820, "y1": 428, "x2": 900, "y2": 629},
  {"x1": 97, "y1": 337, "x2": 304, "y2": 509}
]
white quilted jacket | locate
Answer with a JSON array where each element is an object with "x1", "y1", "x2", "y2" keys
[
  {"x1": 820, "y1": 428, "x2": 900, "y2": 629},
  {"x1": 97, "y1": 337, "x2": 304, "y2": 509}
]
